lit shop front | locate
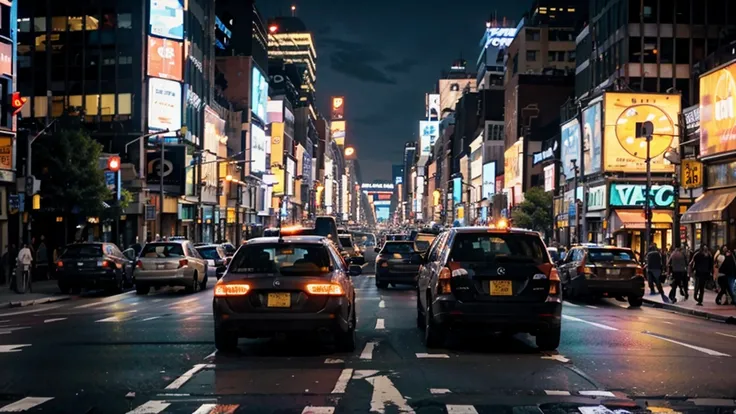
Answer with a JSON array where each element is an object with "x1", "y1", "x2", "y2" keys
[{"x1": 607, "y1": 183, "x2": 674, "y2": 251}]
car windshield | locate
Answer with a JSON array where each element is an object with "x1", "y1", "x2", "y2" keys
[
  {"x1": 196, "y1": 247, "x2": 221, "y2": 260},
  {"x1": 62, "y1": 244, "x2": 103, "y2": 258},
  {"x1": 339, "y1": 237, "x2": 353, "y2": 248},
  {"x1": 382, "y1": 242, "x2": 416, "y2": 254},
  {"x1": 414, "y1": 234, "x2": 436, "y2": 251},
  {"x1": 450, "y1": 233, "x2": 548, "y2": 264},
  {"x1": 588, "y1": 248, "x2": 636, "y2": 263},
  {"x1": 140, "y1": 243, "x2": 185, "y2": 258},
  {"x1": 229, "y1": 243, "x2": 332, "y2": 276}
]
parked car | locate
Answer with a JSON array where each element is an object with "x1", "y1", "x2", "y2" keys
[
  {"x1": 413, "y1": 232, "x2": 438, "y2": 253},
  {"x1": 212, "y1": 236, "x2": 362, "y2": 351},
  {"x1": 133, "y1": 241, "x2": 208, "y2": 295},
  {"x1": 417, "y1": 227, "x2": 562, "y2": 350},
  {"x1": 195, "y1": 244, "x2": 230, "y2": 280},
  {"x1": 55, "y1": 242, "x2": 136, "y2": 294},
  {"x1": 374, "y1": 241, "x2": 423, "y2": 288}
]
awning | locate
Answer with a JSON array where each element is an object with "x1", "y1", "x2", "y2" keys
[
  {"x1": 613, "y1": 210, "x2": 673, "y2": 230},
  {"x1": 681, "y1": 190, "x2": 736, "y2": 224}
]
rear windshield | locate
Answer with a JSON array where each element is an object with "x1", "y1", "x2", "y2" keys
[
  {"x1": 196, "y1": 247, "x2": 220, "y2": 260},
  {"x1": 450, "y1": 233, "x2": 548, "y2": 264},
  {"x1": 62, "y1": 244, "x2": 103, "y2": 258},
  {"x1": 230, "y1": 243, "x2": 332, "y2": 276},
  {"x1": 382, "y1": 242, "x2": 416, "y2": 254},
  {"x1": 414, "y1": 234, "x2": 436, "y2": 251},
  {"x1": 588, "y1": 248, "x2": 636, "y2": 263},
  {"x1": 386, "y1": 234, "x2": 406, "y2": 241},
  {"x1": 339, "y1": 237, "x2": 353, "y2": 247},
  {"x1": 141, "y1": 243, "x2": 185, "y2": 258}
]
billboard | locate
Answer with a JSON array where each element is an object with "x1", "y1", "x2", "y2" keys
[
  {"x1": 146, "y1": 145, "x2": 186, "y2": 195},
  {"x1": 149, "y1": 0, "x2": 184, "y2": 40},
  {"x1": 420, "y1": 121, "x2": 440, "y2": 148},
  {"x1": 331, "y1": 121, "x2": 346, "y2": 146},
  {"x1": 452, "y1": 177, "x2": 462, "y2": 204},
  {"x1": 699, "y1": 61, "x2": 736, "y2": 158},
  {"x1": 0, "y1": 43, "x2": 11, "y2": 76},
  {"x1": 267, "y1": 100, "x2": 283, "y2": 123},
  {"x1": 270, "y1": 123, "x2": 285, "y2": 194},
  {"x1": 203, "y1": 107, "x2": 225, "y2": 189},
  {"x1": 482, "y1": 162, "x2": 496, "y2": 199},
  {"x1": 331, "y1": 97, "x2": 345, "y2": 120},
  {"x1": 603, "y1": 92, "x2": 679, "y2": 173},
  {"x1": 427, "y1": 93, "x2": 440, "y2": 120},
  {"x1": 251, "y1": 66, "x2": 268, "y2": 122},
  {"x1": 147, "y1": 36, "x2": 183, "y2": 81},
  {"x1": 419, "y1": 121, "x2": 432, "y2": 156},
  {"x1": 250, "y1": 124, "x2": 267, "y2": 173},
  {"x1": 609, "y1": 183, "x2": 675, "y2": 208},
  {"x1": 582, "y1": 102, "x2": 602, "y2": 176},
  {"x1": 560, "y1": 119, "x2": 580, "y2": 180},
  {"x1": 148, "y1": 77, "x2": 182, "y2": 136}
]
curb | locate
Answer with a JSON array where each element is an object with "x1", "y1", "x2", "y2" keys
[
  {"x1": 1, "y1": 295, "x2": 71, "y2": 309},
  {"x1": 643, "y1": 297, "x2": 736, "y2": 325}
]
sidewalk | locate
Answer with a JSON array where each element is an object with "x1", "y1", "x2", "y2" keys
[
  {"x1": 643, "y1": 288, "x2": 736, "y2": 325},
  {"x1": 0, "y1": 280, "x2": 71, "y2": 309}
]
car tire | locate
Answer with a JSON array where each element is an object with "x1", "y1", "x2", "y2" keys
[
  {"x1": 376, "y1": 280, "x2": 388, "y2": 289},
  {"x1": 199, "y1": 274, "x2": 208, "y2": 291},
  {"x1": 416, "y1": 290, "x2": 425, "y2": 330},
  {"x1": 424, "y1": 300, "x2": 445, "y2": 348},
  {"x1": 627, "y1": 295, "x2": 643, "y2": 308},
  {"x1": 336, "y1": 309, "x2": 357, "y2": 352},
  {"x1": 185, "y1": 272, "x2": 199, "y2": 293},
  {"x1": 214, "y1": 327, "x2": 238, "y2": 351},
  {"x1": 536, "y1": 327, "x2": 561, "y2": 351},
  {"x1": 136, "y1": 284, "x2": 150, "y2": 295}
]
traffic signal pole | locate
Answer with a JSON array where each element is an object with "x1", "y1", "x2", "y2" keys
[{"x1": 23, "y1": 119, "x2": 57, "y2": 245}]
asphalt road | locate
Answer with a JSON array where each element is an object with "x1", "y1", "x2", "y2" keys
[{"x1": 1, "y1": 263, "x2": 736, "y2": 413}]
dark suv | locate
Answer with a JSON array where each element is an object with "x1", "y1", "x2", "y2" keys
[{"x1": 416, "y1": 227, "x2": 562, "y2": 350}]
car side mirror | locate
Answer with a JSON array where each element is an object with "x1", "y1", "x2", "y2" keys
[
  {"x1": 348, "y1": 264, "x2": 362, "y2": 276},
  {"x1": 122, "y1": 248, "x2": 136, "y2": 261},
  {"x1": 374, "y1": 247, "x2": 381, "y2": 253}
]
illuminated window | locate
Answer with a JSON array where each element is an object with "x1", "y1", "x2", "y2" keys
[
  {"x1": 51, "y1": 17, "x2": 66, "y2": 32},
  {"x1": 52, "y1": 97, "x2": 64, "y2": 117},
  {"x1": 68, "y1": 95, "x2": 83, "y2": 109},
  {"x1": 118, "y1": 14, "x2": 132, "y2": 29},
  {"x1": 118, "y1": 94, "x2": 132, "y2": 115},
  {"x1": 568, "y1": 8, "x2": 575, "y2": 12},
  {"x1": 33, "y1": 96, "x2": 48, "y2": 118},
  {"x1": 67, "y1": 16, "x2": 99, "y2": 31},
  {"x1": 20, "y1": 97, "x2": 31, "y2": 118},
  {"x1": 18, "y1": 18, "x2": 30, "y2": 32},
  {"x1": 85, "y1": 95, "x2": 99, "y2": 115},
  {"x1": 100, "y1": 94, "x2": 116, "y2": 115},
  {"x1": 34, "y1": 17, "x2": 45, "y2": 32}
]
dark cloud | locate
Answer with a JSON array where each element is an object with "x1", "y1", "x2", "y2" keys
[
  {"x1": 353, "y1": 114, "x2": 389, "y2": 125},
  {"x1": 329, "y1": 52, "x2": 397, "y2": 84},
  {"x1": 321, "y1": 38, "x2": 387, "y2": 62},
  {"x1": 384, "y1": 57, "x2": 420, "y2": 74}
]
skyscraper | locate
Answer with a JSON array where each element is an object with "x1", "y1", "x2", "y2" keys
[{"x1": 266, "y1": 17, "x2": 317, "y2": 104}]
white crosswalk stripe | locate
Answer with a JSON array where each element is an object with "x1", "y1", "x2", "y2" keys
[
  {"x1": 125, "y1": 400, "x2": 170, "y2": 414},
  {"x1": 446, "y1": 405, "x2": 479, "y2": 414},
  {"x1": 0, "y1": 397, "x2": 54, "y2": 412}
]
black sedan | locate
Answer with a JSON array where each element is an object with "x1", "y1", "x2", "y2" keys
[
  {"x1": 55, "y1": 242, "x2": 135, "y2": 294},
  {"x1": 374, "y1": 241, "x2": 423, "y2": 289},
  {"x1": 212, "y1": 235, "x2": 362, "y2": 351}
]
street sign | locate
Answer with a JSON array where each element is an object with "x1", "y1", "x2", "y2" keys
[
  {"x1": 9, "y1": 194, "x2": 19, "y2": 213},
  {"x1": 145, "y1": 205, "x2": 156, "y2": 221},
  {"x1": 681, "y1": 159, "x2": 703, "y2": 189}
]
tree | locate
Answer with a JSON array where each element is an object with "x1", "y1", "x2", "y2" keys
[
  {"x1": 511, "y1": 186, "x2": 553, "y2": 235},
  {"x1": 34, "y1": 128, "x2": 110, "y2": 217}
]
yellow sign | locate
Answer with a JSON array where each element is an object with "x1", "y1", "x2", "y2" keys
[
  {"x1": 681, "y1": 159, "x2": 703, "y2": 189},
  {"x1": 270, "y1": 123, "x2": 285, "y2": 194},
  {"x1": 700, "y1": 61, "x2": 736, "y2": 158},
  {"x1": 0, "y1": 137, "x2": 12, "y2": 170},
  {"x1": 504, "y1": 139, "x2": 522, "y2": 189},
  {"x1": 432, "y1": 190, "x2": 441, "y2": 206},
  {"x1": 603, "y1": 92, "x2": 680, "y2": 173},
  {"x1": 330, "y1": 120, "x2": 346, "y2": 147}
]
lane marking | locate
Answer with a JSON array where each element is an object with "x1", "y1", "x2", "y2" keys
[
  {"x1": 661, "y1": 321, "x2": 674, "y2": 325},
  {"x1": 126, "y1": 400, "x2": 171, "y2": 414},
  {"x1": 165, "y1": 363, "x2": 208, "y2": 389},
  {"x1": 562, "y1": 315, "x2": 618, "y2": 331},
  {"x1": 446, "y1": 405, "x2": 478, "y2": 414},
  {"x1": 0, "y1": 344, "x2": 31, "y2": 353},
  {"x1": 375, "y1": 319, "x2": 385, "y2": 330},
  {"x1": 301, "y1": 407, "x2": 335, "y2": 414},
  {"x1": 0, "y1": 305, "x2": 62, "y2": 317},
  {"x1": 360, "y1": 341, "x2": 378, "y2": 360},
  {"x1": 366, "y1": 375, "x2": 415, "y2": 413},
  {"x1": 356, "y1": 297, "x2": 380, "y2": 301},
  {"x1": 324, "y1": 358, "x2": 343, "y2": 364},
  {"x1": 379, "y1": 300, "x2": 385, "y2": 308},
  {"x1": 0, "y1": 327, "x2": 30, "y2": 335},
  {"x1": 96, "y1": 316, "x2": 125, "y2": 323},
  {"x1": 430, "y1": 388, "x2": 451, "y2": 394},
  {"x1": 331, "y1": 368, "x2": 353, "y2": 394},
  {"x1": 366, "y1": 274, "x2": 375, "y2": 278},
  {"x1": 44, "y1": 318, "x2": 67, "y2": 323},
  {"x1": 353, "y1": 370, "x2": 379, "y2": 380},
  {"x1": 579, "y1": 390, "x2": 615, "y2": 397},
  {"x1": 644, "y1": 332, "x2": 730, "y2": 357},
  {"x1": 0, "y1": 397, "x2": 54, "y2": 412},
  {"x1": 73, "y1": 291, "x2": 135, "y2": 309},
  {"x1": 192, "y1": 404, "x2": 217, "y2": 414},
  {"x1": 416, "y1": 353, "x2": 449, "y2": 359},
  {"x1": 716, "y1": 332, "x2": 736, "y2": 339},
  {"x1": 171, "y1": 297, "x2": 200, "y2": 307},
  {"x1": 204, "y1": 350, "x2": 217, "y2": 360},
  {"x1": 545, "y1": 390, "x2": 571, "y2": 396},
  {"x1": 192, "y1": 404, "x2": 238, "y2": 414},
  {"x1": 563, "y1": 301, "x2": 580, "y2": 307},
  {"x1": 541, "y1": 354, "x2": 570, "y2": 363},
  {"x1": 142, "y1": 316, "x2": 162, "y2": 322},
  {"x1": 585, "y1": 305, "x2": 598, "y2": 309}
]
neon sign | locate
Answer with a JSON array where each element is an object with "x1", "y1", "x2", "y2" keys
[{"x1": 484, "y1": 28, "x2": 518, "y2": 49}]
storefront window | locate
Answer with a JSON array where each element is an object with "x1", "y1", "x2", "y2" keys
[
  {"x1": 706, "y1": 161, "x2": 736, "y2": 188},
  {"x1": 710, "y1": 221, "x2": 726, "y2": 249}
]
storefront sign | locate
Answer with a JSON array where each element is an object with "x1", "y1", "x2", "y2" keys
[
  {"x1": 0, "y1": 43, "x2": 12, "y2": 77},
  {"x1": 148, "y1": 77, "x2": 182, "y2": 136},
  {"x1": 681, "y1": 159, "x2": 703, "y2": 189},
  {"x1": 0, "y1": 137, "x2": 11, "y2": 170},
  {"x1": 609, "y1": 183, "x2": 675, "y2": 208},
  {"x1": 587, "y1": 185, "x2": 607, "y2": 211},
  {"x1": 147, "y1": 36, "x2": 183, "y2": 82},
  {"x1": 532, "y1": 140, "x2": 557, "y2": 165},
  {"x1": 362, "y1": 183, "x2": 394, "y2": 191}
]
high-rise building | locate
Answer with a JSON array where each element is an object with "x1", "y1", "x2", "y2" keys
[
  {"x1": 266, "y1": 17, "x2": 317, "y2": 104},
  {"x1": 0, "y1": 1, "x2": 17, "y2": 249},
  {"x1": 438, "y1": 59, "x2": 477, "y2": 117},
  {"x1": 476, "y1": 19, "x2": 517, "y2": 90}
]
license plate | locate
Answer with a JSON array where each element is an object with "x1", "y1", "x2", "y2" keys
[
  {"x1": 156, "y1": 264, "x2": 165, "y2": 270},
  {"x1": 490, "y1": 280, "x2": 513, "y2": 296},
  {"x1": 606, "y1": 269, "x2": 620, "y2": 276},
  {"x1": 267, "y1": 292, "x2": 291, "y2": 308},
  {"x1": 77, "y1": 262, "x2": 83, "y2": 267}
]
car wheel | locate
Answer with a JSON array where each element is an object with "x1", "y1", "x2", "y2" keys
[
  {"x1": 424, "y1": 298, "x2": 445, "y2": 348},
  {"x1": 536, "y1": 327, "x2": 561, "y2": 351},
  {"x1": 376, "y1": 280, "x2": 388, "y2": 289},
  {"x1": 336, "y1": 308, "x2": 357, "y2": 352},
  {"x1": 627, "y1": 295, "x2": 643, "y2": 308},
  {"x1": 199, "y1": 274, "x2": 208, "y2": 291},
  {"x1": 136, "y1": 284, "x2": 150, "y2": 295},
  {"x1": 214, "y1": 327, "x2": 238, "y2": 351},
  {"x1": 112, "y1": 274, "x2": 125, "y2": 294},
  {"x1": 416, "y1": 289, "x2": 425, "y2": 330},
  {"x1": 58, "y1": 283, "x2": 71, "y2": 294},
  {"x1": 185, "y1": 272, "x2": 199, "y2": 293}
]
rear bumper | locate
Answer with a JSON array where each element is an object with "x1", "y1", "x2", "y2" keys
[
  {"x1": 213, "y1": 296, "x2": 350, "y2": 337},
  {"x1": 57, "y1": 270, "x2": 120, "y2": 289},
  {"x1": 570, "y1": 275, "x2": 645, "y2": 297},
  {"x1": 431, "y1": 296, "x2": 562, "y2": 333},
  {"x1": 376, "y1": 267, "x2": 419, "y2": 284},
  {"x1": 134, "y1": 269, "x2": 190, "y2": 286}
]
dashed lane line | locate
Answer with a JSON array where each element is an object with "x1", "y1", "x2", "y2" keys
[
  {"x1": 545, "y1": 390, "x2": 571, "y2": 396},
  {"x1": 324, "y1": 358, "x2": 343, "y2": 364},
  {"x1": 416, "y1": 353, "x2": 450, "y2": 359},
  {"x1": 541, "y1": 354, "x2": 570, "y2": 363},
  {"x1": 192, "y1": 404, "x2": 239, "y2": 414},
  {"x1": 585, "y1": 305, "x2": 598, "y2": 309},
  {"x1": 301, "y1": 407, "x2": 335, "y2": 414},
  {"x1": 446, "y1": 405, "x2": 479, "y2": 414},
  {"x1": 563, "y1": 301, "x2": 580, "y2": 307},
  {"x1": 44, "y1": 318, "x2": 67, "y2": 323},
  {"x1": 165, "y1": 363, "x2": 209, "y2": 389},
  {"x1": 716, "y1": 332, "x2": 736, "y2": 339},
  {"x1": 331, "y1": 368, "x2": 353, "y2": 394},
  {"x1": 644, "y1": 331, "x2": 731, "y2": 357},
  {"x1": 0, "y1": 397, "x2": 54, "y2": 412},
  {"x1": 0, "y1": 305, "x2": 63, "y2": 317},
  {"x1": 579, "y1": 390, "x2": 616, "y2": 397},
  {"x1": 0, "y1": 344, "x2": 31, "y2": 353},
  {"x1": 0, "y1": 327, "x2": 30, "y2": 335},
  {"x1": 126, "y1": 400, "x2": 171, "y2": 414},
  {"x1": 141, "y1": 316, "x2": 162, "y2": 321},
  {"x1": 379, "y1": 300, "x2": 385, "y2": 308},
  {"x1": 430, "y1": 388, "x2": 451, "y2": 394},
  {"x1": 562, "y1": 315, "x2": 618, "y2": 331},
  {"x1": 375, "y1": 319, "x2": 385, "y2": 330},
  {"x1": 360, "y1": 341, "x2": 378, "y2": 360}
]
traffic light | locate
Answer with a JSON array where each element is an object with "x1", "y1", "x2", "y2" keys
[
  {"x1": 32, "y1": 194, "x2": 41, "y2": 210},
  {"x1": 10, "y1": 92, "x2": 27, "y2": 116},
  {"x1": 107, "y1": 155, "x2": 121, "y2": 172}
]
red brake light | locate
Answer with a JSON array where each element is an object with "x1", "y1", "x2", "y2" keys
[
  {"x1": 136, "y1": 260, "x2": 143, "y2": 268},
  {"x1": 438, "y1": 266, "x2": 452, "y2": 294},
  {"x1": 178, "y1": 259, "x2": 189, "y2": 268},
  {"x1": 56, "y1": 261, "x2": 63, "y2": 268},
  {"x1": 214, "y1": 280, "x2": 251, "y2": 297},
  {"x1": 306, "y1": 283, "x2": 345, "y2": 295},
  {"x1": 101, "y1": 260, "x2": 112, "y2": 268}
]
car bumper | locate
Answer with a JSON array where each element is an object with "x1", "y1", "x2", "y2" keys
[
  {"x1": 431, "y1": 296, "x2": 562, "y2": 333},
  {"x1": 570, "y1": 276, "x2": 645, "y2": 297},
  {"x1": 134, "y1": 269, "x2": 190, "y2": 286},
  {"x1": 213, "y1": 296, "x2": 350, "y2": 337},
  {"x1": 376, "y1": 268, "x2": 419, "y2": 284},
  {"x1": 56, "y1": 270, "x2": 120, "y2": 289}
]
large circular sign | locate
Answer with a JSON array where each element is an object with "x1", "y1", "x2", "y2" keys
[{"x1": 615, "y1": 104, "x2": 675, "y2": 159}]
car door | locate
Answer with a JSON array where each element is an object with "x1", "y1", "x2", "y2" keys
[
  {"x1": 109, "y1": 244, "x2": 132, "y2": 280},
  {"x1": 564, "y1": 248, "x2": 585, "y2": 283},
  {"x1": 418, "y1": 231, "x2": 448, "y2": 311}
]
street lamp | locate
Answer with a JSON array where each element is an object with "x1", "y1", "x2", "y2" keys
[{"x1": 344, "y1": 147, "x2": 355, "y2": 157}]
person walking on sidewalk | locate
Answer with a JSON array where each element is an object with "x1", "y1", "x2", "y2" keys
[
  {"x1": 15, "y1": 243, "x2": 33, "y2": 293},
  {"x1": 715, "y1": 246, "x2": 736, "y2": 306},
  {"x1": 690, "y1": 243, "x2": 714, "y2": 306},
  {"x1": 668, "y1": 246, "x2": 689, "y2": 303},
  {"x1": 645, "y1": 244, "x2": 669, "y2": 302}
]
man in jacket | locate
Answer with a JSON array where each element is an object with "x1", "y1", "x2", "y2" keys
[
  {"x1": 646, "y1": 244, "x2": 667, "y2": 300},
  {"x1": 690, "y1": 243, "x2": 714, "y2": 306},
  {"x1": 667, "y1": 247, "x2": 688, "y2": 303}
]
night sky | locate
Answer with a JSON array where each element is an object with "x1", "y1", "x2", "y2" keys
[{"x1": 257, "y1": 0, "x2": 530, "y2": 182}]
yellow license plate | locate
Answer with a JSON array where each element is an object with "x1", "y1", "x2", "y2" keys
[
  {"x1": 267, "y1": 292, "x2": 291, "y2": 307},
  {"x1": 490, "y1": 280, "x2": 513, "y2": 296}
]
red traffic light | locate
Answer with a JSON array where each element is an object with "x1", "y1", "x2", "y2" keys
[
  {"x1": 11, "y1": 92, "x2": 27, "y2": 116},
  {"x1": 107, "y1": 156, "x2": 121, "y2": 172}
]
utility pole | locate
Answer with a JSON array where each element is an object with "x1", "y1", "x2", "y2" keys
[
  {"x1": 571, "y1": 159, "x2": 579, "y2": 244},
  {"x1": 643, "y1": 121, "x2": 654, "y2": 256},
  {"x1": 159, "y1": 137, "x2": 165, "y2": 239},
  {"x1": 23, "y1": 119, "x2": 58, "y2": 244}
]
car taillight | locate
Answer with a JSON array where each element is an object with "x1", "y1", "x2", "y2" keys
[
  {"x1": 178, "y1": 259, "x2": 189, "y2": 268},
  {"x1": 538, "y1": 263, "x2": 561, "y2": 299},
  {"x1": 56, "y1": 261, "x2": 63, "y2": 268},
  {"x1": 306, "y1": 283, "x2": 345, "y2": 296},
  {"x1": 380, "y1": 261, "x2": 388, "y2": 268},
  {"x1": 635, "y1": 267, "x2": 644, "y2": 277},
  {"x1": 136, "y1": 260, "x2": 143, "y2": 268},
  {"x1": 214, "y1": 280, "x2": 250, "y2": 297},
  {"x1": 438, "y1": 266, "x2": 452, "y2": 294}
]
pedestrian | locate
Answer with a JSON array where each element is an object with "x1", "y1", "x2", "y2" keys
[
  {"x1": 715, "y1": 246, "x2": 736, "y2": 306},
  {"x1": 667, "y1": 246, "x2": 688, "y2": 303},
  {"x1": 15, "y1": 243, "x2": 33, "y2": 293},
  {"x1": 645, "y1": 244, "x2": 669, "y2": 302},
  {"x1": 690, "y1": 243, "x2": 714, "y2": 306}
]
